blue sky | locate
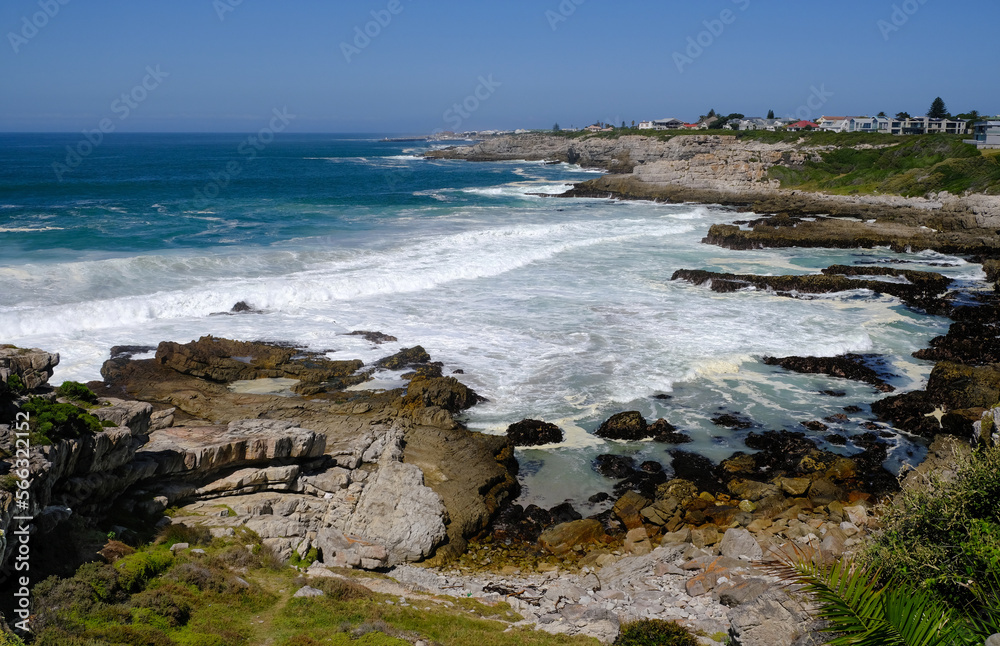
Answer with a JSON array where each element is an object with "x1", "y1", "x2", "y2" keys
[{"x1": 1, "y1": 0, "x2": 997, "y2": 133}]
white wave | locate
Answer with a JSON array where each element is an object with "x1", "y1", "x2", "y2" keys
[
  {"x1": 0, "y1": 226, "x2": 65, "y2": 232},
  {"x1": 0, "y1": 218, "x2": 696, "y2": 336}
]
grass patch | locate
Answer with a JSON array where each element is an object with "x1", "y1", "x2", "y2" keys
[
  {"x1": 769, "y1": 134, "x2": 1000, "y2": 196},
  {"x1": 30, "y1": 525, "x2": 599, "y2": 646}
]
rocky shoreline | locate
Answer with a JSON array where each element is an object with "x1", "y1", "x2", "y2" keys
[{"x1": 3, "y1": 132, "x2": 1000, "y2": 641}]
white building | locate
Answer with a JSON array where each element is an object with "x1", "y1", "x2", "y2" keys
[
  {"x1": 966, "y1": 119, "x2": 1000, "y2": 149},
  {"x1": 639, "y1": 118, "x2": 685, "y2": 131}
]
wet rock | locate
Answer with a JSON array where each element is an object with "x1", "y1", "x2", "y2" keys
[
  {"x1": 649, "y1": 418, "x2": 693, "y2": 443},
  {"x1": 588, "y1": 492, "x2": 612, "y2": 504},
  {"x1": 230, "y1": 301, "x2": 258, "y2": 313},
  {"x1": 801, "y1": 420, "x2": 828, "y2": 432},
  {"x1": 668, "y1": 450, "x2": 725, "y2": 494},
  {"x1": 492, "y1": 504, "x2": 554, "y2": 543},
  {"x1": 825, "y1": 434, "x2": 847, "y2": 446},
  {"x1": 347, "y1": 330, "x2": 398, "y2": 345},
  {"x1": 548, "y1": 502, "x2": 582, "y2": 525},
  {"x1": 764, "y1": 354, "x2": 894, "y2": 393},
  {"x1": 404, "y1": 376, "x2": 482, "y2": 413},
  {"x1": 593, "y1": 454, "x2": 637, "y2": 479},
  {"x1": 375, "y1": 346, "x2": 431, "y2": 369},
  {"x1": 595, "y1": 411, "x2": 649, "y2": 440},
  {"x1": 711, "y1": 413, "x2": 754, "y2": 429},
  {"x1": 505, "y1": 419, "x2": 564, "y2": 447}
]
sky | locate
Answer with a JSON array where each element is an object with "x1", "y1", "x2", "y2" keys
[{"x1": 1, "y1": 0, "x2": 998, "y2": 133}]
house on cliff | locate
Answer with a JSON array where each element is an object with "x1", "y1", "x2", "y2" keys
[
  {"x1": 638, "y1": 118, "x2": 685, "y2": 131},
  {"x1": 966, "y1": 119, "x2": 1000, "y2": 149}
]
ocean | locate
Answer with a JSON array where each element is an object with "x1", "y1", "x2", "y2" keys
[{"x1": 0, "y1": 133, "x2": 980, "y2": 509}]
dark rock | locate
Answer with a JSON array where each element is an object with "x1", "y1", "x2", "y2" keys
[
  {"x1": 404, "y1": 376, "x2": 482, "y2": 413},
  {"x1": 593, "y1": 454, "x2": 637, "y2": 479},
  {"x1": 347, "y1": 330, "x2": 398, "y2": 345},
  {"x1": 825, "y1": 434, "x2": 848, "y2": 446},
  {"x1": 821, "y1": 390, "x2": 847, "y2": 397},
  {"x1": 650, "y1": 418, "x2": 692, "y2": 443},
  {"x1": 613, "y1": 469, "x2": 667, "y2": 499},
  {"x1": 711, "y1": 413, "x2": 754, "y2": 430},
  {"x1": 401, "y1": 364, "x2": 444, "y2": 380},
  {"x1": 588, "y1": 492, "x2": 612, "y2": 504},
  {"x1": 639, "y1": 461, "x2": 663, "y2": 473},
  {"x1": 492, "y1": 504, "x2": 553, "y2": 544},
  {"x1": 595, "y1": 411, "x2": 649, "y2": 440},
  {"x1": 801, "y1": 421, "x2": 829, "y2": 432},
  {"x1": 109, "y1": 345, "x2": 156, "y2": 360},
  {"x1": 505, "y1": 419, "x2": 564, "y2": 447},
  {"x1": 763, "y1": 355, "x2": 894, "y2": 393},
  {"x1": 231, "y1": 301, "x2": 255, "y2": 313},
  {"x1": 668, "y1": 450, "x2": 724, "y2": 495},
  {"x1": 652, "y1": 393, "x2": 672, "y2": 400},
  {"x1": 843, "y1": 405, "x2": 863, "y2": 413},
  {"x1": 452, "y1": 369, "x2": 464, "y2": 374},
  {"x1": 549, "y1": 502, "x2": 582, "y2": 525},
  {"x1": 376, "y1": 346, "x2": 431, "y2": 370}
]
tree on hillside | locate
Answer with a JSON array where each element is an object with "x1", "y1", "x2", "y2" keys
[
  {"x1": 709, "y1": 113, "x2": 744, "y2": 130},
  {"x1": 927, "y1": 97, "x2": 949, "y2": 119},
  {"x1": 552, "y1": 123, "x2": 560, "y2": 132},
  {"x1": 767, "y1": 109, "x2": 775, "y2": 119},
  {"x1": 896, "y1": 111, "x2": 912, "y2": 120},
  {"x1": 877, "y1": 111, "x2": 887, "y2": 118},
  {"x1": 631, "y1": 120, "x2": 635, "y2": 128}
]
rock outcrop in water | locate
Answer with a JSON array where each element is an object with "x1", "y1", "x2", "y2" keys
[{"x1": 0, "y1": 338, "x2": 519, "y2": 580}]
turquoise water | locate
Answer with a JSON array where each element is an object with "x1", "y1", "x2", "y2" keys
[{"x1": 0, "y1": 134, "x2": 979, "y2": 509}]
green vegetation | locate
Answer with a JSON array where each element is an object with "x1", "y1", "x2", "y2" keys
[
  {"x1": 19, "y1": 397, "x2": 108, "y2": 445},
  {"x1": 862, "y1": 443, "x2": 1000, "y2": 606},
  {"x1": 768, "y1": 134, "x2": 1000, "y2": 196},
  {"x1": 613, "y1": 619, "x2": 698, "y2": 646},
  {"x1": 289, "y1": 548, "x2": 318, "y2": 569},
  {"x1": 56, "y1": 381, "x2": 99, "y2": 405},
  {"x1": 775, "y1": 443, "x2": 1000, "y2": 643},
  {"x1": 778, "y1": 556, "x2": 992, "y2": 645},
  {"x1": 28, "y1": 525, "x2": 600, "y2": 646}
]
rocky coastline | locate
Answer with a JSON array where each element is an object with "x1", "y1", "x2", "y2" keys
[{"x1": 3, "y1": 133, "x2": 1000, "y2": 642}]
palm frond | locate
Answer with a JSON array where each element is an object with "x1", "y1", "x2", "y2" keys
[{"x1": 766, "y1": 550, "x2": 980, "y2": 646}]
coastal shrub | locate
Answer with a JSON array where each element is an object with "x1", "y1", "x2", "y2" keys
[
  {"x1": 115, "y1": 549, "x2": 174, "y2": 593},
  {"x1": 56, "y1": 380, "x2": 99, "y2": 404},
  {"x1": 20, "y1": 396, "x2": 105, "y2": 444},
  {"x1": 863, "y1": 443, "x2": 1000, "y2": 607},
  {"x1": 0, "y1": 631, "x2": 25, "y2": 646},
  {"x1": 614, "y1": 619, "x2": 698, "y2": 646},
  {"x1": 130, "y1": 583, "x2": 195, "y2": 627},
  {"x1": 157, "y1": 522, "x2": 212, "y2": 547}
]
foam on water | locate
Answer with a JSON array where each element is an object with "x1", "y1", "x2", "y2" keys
[{"x1": 0, "y1": 134, "x2": 968, "y2": 509}]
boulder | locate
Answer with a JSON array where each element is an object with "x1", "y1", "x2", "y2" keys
[
  {"x1": 0, "y1": 345, "x2": 59, "y2": 390},
  {"x1": 612, "y1": 491, "x2": 650, "y2": 530},
  {"x1": 538, "y1": 519, "x2": 605, "y2": 556},
  {"x1": 376, "y1": 346, "x2": 431, "y2": 369},
  {"x1": 594, "y1": 411, "x2": 649, "y2": 440},
  {"x1": 505, "y1": 419, "x2": 563, "y2": 446},
  {"x1": 91, "y1": 398, "x2": 153, "y2": 435},
  {"x1": 719, "y1": 528, "x2": 763, "y2": 561},
  {"x1": 593, "y1": 454, "x2": 637, "y2": 479},
  {"x1": 405, "y1": 376, "x2": 481, "y2": 413}
]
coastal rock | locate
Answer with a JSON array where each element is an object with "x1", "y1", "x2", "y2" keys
[
  {"x1": 593, "y1": 454, "x2": 637, "y2": 479},
  {"x1": 505, "y1": 419, "x2": 564, "y2": 446},
  {"x1": 719, "y1": 529, "x2": 763, "y2": 561},
  {"x1": 650, "y1": 418, "x2": 692, "y2": 443},
  {"x1": 376, "y1": 346, "x2": 431, "y2": 369},
  {"x1": 0, "y1": 345, "x2": 59, "y2": 390},
  {"x1": 404, "y1": 375, "x2": 482, "y2": 413},
  {"x1": 594, "y1": 411, "x2": 649, "y2": 440},
  {"x1": 344, "y1": 460, "x2": 447, "y2": 564},
  {"x1": 538, "y1": 519, "x2": 606, "y2": 556},
  {"x1": 763, "y1": 355, "x2": 894, "y2": 393}
]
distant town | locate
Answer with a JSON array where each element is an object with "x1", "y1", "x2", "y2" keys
[{"x1": 407, "y1": 103, "x2": 1000, "y2": 151}]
